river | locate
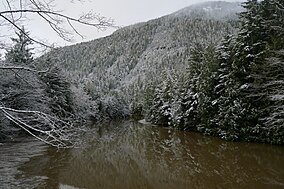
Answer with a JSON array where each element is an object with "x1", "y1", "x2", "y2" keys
[{"x1": 0, "y1": 121, "x2": 283, "y2": 189}]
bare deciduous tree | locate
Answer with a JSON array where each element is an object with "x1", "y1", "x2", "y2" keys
[
  {"x1": 0, "y1": 0, "x2": 115, "y2": 47},
  {"x1": 0, "y1": 0, "x2": 114, "y2": 147}
]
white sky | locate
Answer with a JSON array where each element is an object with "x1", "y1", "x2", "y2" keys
[
  {"x1": 32, "y1": 0, "x2": 240, "y2": 46},
  {"x1": 1, "y1": 0, "x2": 240, "y2": 50}
]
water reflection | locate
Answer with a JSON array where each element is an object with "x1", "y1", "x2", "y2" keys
[
  {"x1": 0, "y1": 138, "x2": 47, "y2": 189},
  {"x1": 1, "y1": 121, "x2": 284, "y2": 189}
]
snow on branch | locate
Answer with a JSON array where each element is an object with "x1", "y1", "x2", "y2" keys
[
  {"x1": 0, "y1": 66, "x2": 48, "y2": 73},
  {"x1": 0, "y1": 106, "x2": 77, "y2": 148}
]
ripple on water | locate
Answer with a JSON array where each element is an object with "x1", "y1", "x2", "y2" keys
[{"x1": 0, "y1": 138, "x2": 48, "y2": 189}]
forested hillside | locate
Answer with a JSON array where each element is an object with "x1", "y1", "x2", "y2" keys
[
  {"x1": 38, "y1": 1, "x2": 241, "y2": 118},
  {"x1": 36, "y1": 0, "x2": 283, "y2": 144},
  {"x1": 0, "y1": 29, "x2": 80, "y2": 146}
]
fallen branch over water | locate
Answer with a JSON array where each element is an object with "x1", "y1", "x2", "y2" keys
[{"x1": 0, "y1": 106, "x2": 75, "y2": 148}]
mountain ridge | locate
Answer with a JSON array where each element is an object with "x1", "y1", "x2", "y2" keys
[
  {"x1": 172, "y1": 1, "x2": 243, "y2": 19},
  {"x1": 37, "y1": 1, "x2": 241, "y2": 109}
]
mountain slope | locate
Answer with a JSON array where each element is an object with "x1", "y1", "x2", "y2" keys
[
  {"x1": 34, "y1": 1, "x2": 284, "y2": 145},
  {"x1": 37, "y1": 1, "x2": 242, "y2": 115},
  {"x1": 173, "y1": 1, "x2": 243, "y2": 19}
]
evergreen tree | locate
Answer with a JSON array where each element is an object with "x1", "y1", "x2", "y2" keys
[
  {"x1": 224, "y1": 0, "x2": 267, "y2": 139},
  {"x1": 214, "y1": 0, "x2": 284, "y2": 143},
  {"x1": 185, "y1": 42, "x2": 219, "y2": 134},
  {"x1": 250, "y1": 0, "x2": 284, "y2": 143},
  {"x1": 260, "y1": 0, "x2": 284, "y2": 50},
  {"x1": 236, "y1": 0, "x2": 267, "y2": 63},
  {"x1": 147, "y1": 72, "x2": 175, "y2": 125},
  {"x1": 40, "y1": 67, "x2": 74, "y2": 119},
  {"x1": 174, "y1": 76, "x2": 199, "y2": 130},
  {"x1": 214, "y1": 35, "x2": 250, "y2": 140},
  {"x1": 5, "y1": 27, "x2": 33, "y2": 65}
]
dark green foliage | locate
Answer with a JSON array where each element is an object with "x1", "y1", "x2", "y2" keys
[
  {"x1": 26, "y1": 1, "x2": 282, "y2": 144},
  {"x1": 188, "y1": 43, "x2": 219, "y2": 132},
  {"x1": 5, "y1": 27, "x2": 33, "y2": 66},
  {"x1": 0, "y1": 29, "x2": 76, "y2": 140},
  {"x1": 1, "y1": 29, "x2": 46, "y2": 139},
  {"x1": 232, "y1": 0, "x2": 284, "y2": 143},
  {"x1": 93, "y1": 91, "x2": 130, "y2": 121},
  {"x1": 195, "y1": 0, "x2": 284, "y2": 144},
  {"x1": 255, "y1": 50, "x2": 284, "y2": 144},
  {"x1": 40, "y1": 67, "x2": 74, "y2": 119},
  {"x1": 130, "y1": 102, "x2": 143, "y2": 120},
  {"x1": 146, "y1": 0, "x2": 284, "y2": 144},
  {"x1": 213, "y1": 35, "x2": 246, "y2": 140},
  {"x1": 260, "y1": 0, "x2": 284, "y2": 50},
  {"x1": 0, "y1": 68, "x2": 51, "y2": 139},
  {"x1": 147, "y1": 73, "x2": 175, "y2": 125}
]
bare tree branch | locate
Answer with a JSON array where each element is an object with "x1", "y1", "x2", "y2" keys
[
  {"x1": 5, "y1": 0, "x2": 15, "y2": 23},
  {"x1": 0, "y1": 9, "x2": 114, "y2": 28},
  {"x1": 0, "y1": 106, "x2": 76, "y2": 148},
  {"x1": 0, "y1": 13, "x2": 52, "y2": 47},
  {"x1": 0, "y1": 0, "x2": 112, "y2": 148},
  {"x1": 67, "y1": 18, "x2": 84, "y2": 40},
  {"x1": 0, "y1": 0, "x2": 116, "y2": 47}
]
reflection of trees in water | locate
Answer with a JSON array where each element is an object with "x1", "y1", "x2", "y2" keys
[
  {"x1": 17, "y1": 121, "x2": 284, "y2": 189},
  {"x1": 0, "y1": 139, "x2": 47, "y2": 188},
  {"x1": 118, "y1": 123, "x2": 284, "y2": 189},
  {"x1": 18, "y1": 146, "x2": 71, "y2": 189}
]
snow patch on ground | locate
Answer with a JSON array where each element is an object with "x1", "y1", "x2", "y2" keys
[{"x1": 138, "y1": 119, "x2": 155, "y2": 125}]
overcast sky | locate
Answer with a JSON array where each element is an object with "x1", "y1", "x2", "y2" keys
[
  {"x1": 1, "y1": 0, "x2": 240, "y2": 50},
  {"x1": 30, "y1": 0, "x2": 240, "y2": 46}
]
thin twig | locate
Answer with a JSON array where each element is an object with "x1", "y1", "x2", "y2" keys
[
  {"x1": 0, "y1": 13, "x2": 52, "y2": 47},
  {"x1": 0, "y1": 9, "x2": 115, "y2": 28},
  {"x1": 0, "y1": 106, "x2": 74, "y2": 148}
]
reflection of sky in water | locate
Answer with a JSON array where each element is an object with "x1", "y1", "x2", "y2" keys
[
  {"x1": 60, "y1": 183, "x2": 83, "y2": 189},
  {"x1": 0, "y1": 139, "x2": 47, "y2": 188},
  {"x1": 1, "y1": 121, "x2": 284, "y2": 189}
]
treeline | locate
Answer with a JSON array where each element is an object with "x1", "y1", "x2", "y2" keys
[
  {"x1": 142, "y1": 0, "x2": 283, "y2": 144},
  {"x1": 0, "y1": 29, "x2": 84, "y2": 141},
  {"x1": 37, "y1": 2, "x2": 239, "y2": 124},
  {"x1": 2, "y1": 1, "x2": 282, "y2": 145},
  {"x1": 0, "y1": 28, "x2": 127, "y2": 141}
]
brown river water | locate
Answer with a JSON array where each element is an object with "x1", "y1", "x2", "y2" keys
[{"x1": 0, "y1": 121, "x2": 283, "y2": 189}]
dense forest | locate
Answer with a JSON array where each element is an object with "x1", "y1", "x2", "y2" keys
[
  {"x1": 147, "y1": 0, "x2": 284, "y2": 144},
  {"x1": 0, "y1": 0, "x2": 283, "y2": 145}
]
